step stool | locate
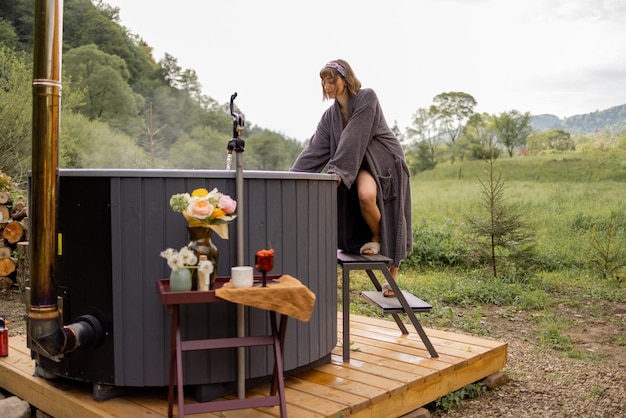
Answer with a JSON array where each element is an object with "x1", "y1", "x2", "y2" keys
[{"x1": 337, "y1": 250, "x2": 439, "y2": 361}]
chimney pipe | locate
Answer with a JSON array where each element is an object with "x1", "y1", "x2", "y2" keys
[{"x1": 28, "y1": 0, "x2": 103, "y2": 356}]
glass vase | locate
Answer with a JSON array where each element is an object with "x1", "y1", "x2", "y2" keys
[
  {"x1": 169, "y1": 268, "x2": 192, "y2": 292},
  {"x1": 187, "y1": 226, "x2": 218, "y2": 289}
]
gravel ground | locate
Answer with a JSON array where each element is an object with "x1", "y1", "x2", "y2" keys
[
  {"x1": 428, "y1": 302, "x2": 626, "y2": 417},
  {"x1": 431, "y1": 339, "x2": 625, "y2": 417}
]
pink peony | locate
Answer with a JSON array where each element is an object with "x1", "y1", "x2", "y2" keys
[{"x1": 219, "y1": 195, "x2": 237, "y2": 214}]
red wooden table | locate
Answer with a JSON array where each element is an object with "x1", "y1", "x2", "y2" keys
[{"x1": 156, "y1": 276, "x2": 288, "y2": 417}]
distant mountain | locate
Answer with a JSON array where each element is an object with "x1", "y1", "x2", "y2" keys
[{"x1": 531, "y1": 104, "x2": 626, "y2": 135}]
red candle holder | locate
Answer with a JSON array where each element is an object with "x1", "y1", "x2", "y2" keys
[{"x1": 255, "y1": 249, "x2": 274, "y2": 287}]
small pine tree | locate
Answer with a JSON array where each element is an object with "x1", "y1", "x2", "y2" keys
[
  {"x1": 139, "y1": 102, "x2": 167, "y2": 168},
  {"x1": 589, "y1": 212, "x2": 626, "y2": 281},
  {"x1": 464, "y1": 139, "x2": 535, "y2": 277}
]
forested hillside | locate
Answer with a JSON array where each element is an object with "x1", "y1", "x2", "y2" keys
[
  {"x1": 532, "y1": 104, "x2": 626, "y2": 135},
  {"x1": 0, "y1": 0, "x2": 303, "y2": 183}
]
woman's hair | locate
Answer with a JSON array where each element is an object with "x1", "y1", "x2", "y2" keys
[{"x1": 320, "y1": 59, "x2": 361, "y2": 100}]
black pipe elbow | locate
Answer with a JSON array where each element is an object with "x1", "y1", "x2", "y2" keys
[{"x1": 32, "y1": 314, "x2": 104, "y2": 357}]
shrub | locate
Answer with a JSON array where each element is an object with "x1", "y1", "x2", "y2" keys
[{"x1": 405, "y1": 218, "x2": 468, "y2": 268}]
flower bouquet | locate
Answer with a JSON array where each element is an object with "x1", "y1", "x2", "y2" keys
[
  {"x1": 169, "y1": 187, "x2": 237, "y2": 239},
  {"x1": 160, "y1": 246, "x2": 214, "y2": 274},
  {"x1": 160, "y1": 245, "x2": 215, "y2": 292}
]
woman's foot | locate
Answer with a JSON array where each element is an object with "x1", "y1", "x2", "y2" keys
[
  {"x1": 382, "y1": 267, "x2": 399, "y2": 297},
  {"x1": 360, "y1": 241, "x2": 380, "y2": 255},
  {"x1": 382, "y1": 282, "x2": 395, "y2": 297}
]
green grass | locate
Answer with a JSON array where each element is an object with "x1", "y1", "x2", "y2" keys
[
  {"x1": 410, "y1": 153, "x2": 626, "y2": 272},
  {"x1": 415, "y1": 150, "x2": 626, "y2": 182}
]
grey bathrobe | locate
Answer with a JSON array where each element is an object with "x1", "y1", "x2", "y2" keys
[{"x1": 291, "y1": 88, "x2": 412, "y2": 267}]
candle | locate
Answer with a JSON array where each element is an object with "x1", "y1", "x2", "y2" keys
[{"x1": 231, "y1": 266, "x2": 254, "y2": 288}]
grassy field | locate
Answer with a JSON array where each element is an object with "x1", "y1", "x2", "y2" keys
[
  {"x1": 411, "y1": 176, "x2": 625, "y2": 269},
  {"x1": 344, "y1": 150, "x2": 626, "y2": 356},
  {"x1": 414, "y1": 150, "x2": 626, "y2": 183}
]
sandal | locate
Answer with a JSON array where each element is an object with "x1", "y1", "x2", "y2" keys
[
  {"x1": 360, "y1": 241, "x2": 380, "y2": 255},
  {"x1": 382, "y1": 282, "x2": 396, "y2": 298}
]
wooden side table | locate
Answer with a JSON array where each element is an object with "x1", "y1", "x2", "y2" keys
[{"x1": 156, "y1": 277, "x2": 288, "y2": 418}]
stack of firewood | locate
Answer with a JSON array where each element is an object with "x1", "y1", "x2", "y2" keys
[{"x1": 0, "y1": 190, "x2": 28, "y2": 290}]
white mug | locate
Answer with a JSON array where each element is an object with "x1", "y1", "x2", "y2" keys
[{"x1": 231, "y1": 266, "x2": 254, "y2": 288}]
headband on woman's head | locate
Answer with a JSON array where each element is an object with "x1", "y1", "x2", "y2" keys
[{"x1": 325, "y1": 61, "x2": 346, "y2": 77}]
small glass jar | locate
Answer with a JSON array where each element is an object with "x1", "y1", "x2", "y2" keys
[{"x1": 197, "y1": 255, "x2": 210, "y2": 291}]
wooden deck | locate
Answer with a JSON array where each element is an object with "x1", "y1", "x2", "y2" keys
[{"x1": 0, "y1": 313, "x2": 507, "y2": 418}]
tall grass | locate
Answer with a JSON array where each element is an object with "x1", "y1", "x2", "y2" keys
[
  {"x1": 415, "y1": 150, "x2": 626, "y2": 183},
  {"x1": 409, "y1": 152, "x2": 626, "y2": 273}
]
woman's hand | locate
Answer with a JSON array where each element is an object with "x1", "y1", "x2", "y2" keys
[{"x1": 329, "y1": 171, "x2": 342, "y2": 187}]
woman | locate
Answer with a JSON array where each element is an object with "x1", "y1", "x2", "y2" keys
[{"x1": 291, "y1": 59, "x2": 412, "y2": 296}]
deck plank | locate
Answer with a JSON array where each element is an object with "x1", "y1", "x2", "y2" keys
[
  {"x1": 249, "y1": 384, "x2": 336, "y2": 417},
  {"x1": 283, "y1": 376, "x2": 362, "y2": 414},
  {"x1": 329, "y1": 349, "x2": 434, "y2": 389},
  {"x1": 344, "y1": 327, "x2": 488, "y2": 362},
  {"x1": 1, "y1": 314, "x2": 507, "y2": 417},
  {"x1": 329, "y1": 352, "x2": 431, "y2": 386},
  {"x1": 346, "y1": 312, "x2": 504, "y2": 349}
]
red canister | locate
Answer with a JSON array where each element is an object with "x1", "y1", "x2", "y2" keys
[{"x1": 0, "y1": 318, "x2": 8, "y2": 357}]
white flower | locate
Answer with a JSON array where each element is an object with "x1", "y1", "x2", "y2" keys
[
  {"x1": 160, "y1": 246, "x2": 198, "y2": 271},
  {"x1": 198, "y1": 258, "x2": 214, "y2": 275}
]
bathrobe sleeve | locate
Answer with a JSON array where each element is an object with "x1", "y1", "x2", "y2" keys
[{"x1": 290, "y1": 111, "x2": 333, "y2": 173}]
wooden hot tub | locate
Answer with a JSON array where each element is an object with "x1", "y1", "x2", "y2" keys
[{"x1": 35, "y1": 169, "x2": 338, "y2": 392}]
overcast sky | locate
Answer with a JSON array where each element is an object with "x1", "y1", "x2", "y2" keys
[{"x1": 103, "y1": 0, "x2": 626, "y2": 141}]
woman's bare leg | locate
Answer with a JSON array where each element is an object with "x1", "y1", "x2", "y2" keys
[
  {"x1": 390, "y1": 266, "x2": 398, "y2": 280},
  {"x1": 356, "y1": 170, "x2": 381, "y2": 253},
  {"x1": 357, "y1": 170, "x2": 398, "y2": 295}
]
